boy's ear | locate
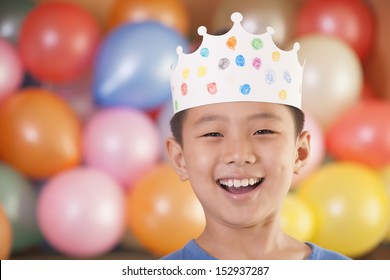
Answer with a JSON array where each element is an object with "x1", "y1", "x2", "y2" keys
[
  {"x1": 293, "y1": 131, "x2": 311, "y2": 175},
  {"x1": 165, "y1": 137, "x2": 189, "y2": 181}
]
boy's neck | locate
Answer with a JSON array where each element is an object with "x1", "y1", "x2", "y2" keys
[{"x1": 195, "y1": 219, "x2": 310, "y2": 260}]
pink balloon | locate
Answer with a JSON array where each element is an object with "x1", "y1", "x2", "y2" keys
[
  {"x1": 83, "y1": 108, "x2": 161, "y2": 191},
  {"x1": 37, "y1": 167, "x2": 125, "y2": 258},
  {"x1": 292, "y1": 111, "x2": 326, "y2": 187},
  {"x1": 0, "y1": 38, "x2": 23, "y2": 102}
]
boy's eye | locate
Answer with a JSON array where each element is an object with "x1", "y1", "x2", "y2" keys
[
  {"x1": 253, "y1": 129, "x2": 274, "y2": 135},
  {"x1": 202, "y1": 132, "x2": 223, "y2": 137}
]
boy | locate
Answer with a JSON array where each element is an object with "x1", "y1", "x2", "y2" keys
[{"x1": 163, "y1": 12, "x2": 349, "y2": 260}]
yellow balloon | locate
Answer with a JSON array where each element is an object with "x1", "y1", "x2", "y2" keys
[
  {"x1": 280, "y1": 192, "x2": 315, "y2": 242},
  {"x1": 379, "y1": 165, "x2": 390, "y2": 243},
  {"x1": 297, "y1": 162, "x2": 390, "y2": 258}
]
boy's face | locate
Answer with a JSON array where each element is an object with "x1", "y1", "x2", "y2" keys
[{"x1": 166, "y1": 101, "x2": 310, "y2": 229}]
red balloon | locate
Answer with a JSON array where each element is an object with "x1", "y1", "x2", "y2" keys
[
  {"x1": 19, "y1": 2, "x2": 101, "y2": 83},
  {"x1": 297, "y1": 0, "x2": 375, "y2": 60},
  {"x1": 326, "y1": 100, "x2": 390, "y2": 168}
]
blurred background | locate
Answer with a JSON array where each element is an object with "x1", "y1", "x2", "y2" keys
[{"x1": 1, "y1": 0, "x2": 390, "y2": 260}]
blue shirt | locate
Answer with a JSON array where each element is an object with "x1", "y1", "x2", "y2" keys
[{"x1": 161, "y1": 240, "x2": 350, "y2": 260}]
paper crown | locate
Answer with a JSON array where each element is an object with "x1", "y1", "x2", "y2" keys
[{"x1": 170, "y1": 12, "x2": 304, "y2": 114}]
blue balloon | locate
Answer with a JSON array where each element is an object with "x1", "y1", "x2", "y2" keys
[{"x1": 93, "y1": 22, "x2": 189, "y2": 110}]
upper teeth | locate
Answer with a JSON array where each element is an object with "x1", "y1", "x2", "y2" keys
[{"x1": 219, "y1": 178, "x2": 261, "y2": 188}]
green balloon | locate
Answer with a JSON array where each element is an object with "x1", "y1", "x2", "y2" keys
[
  {"x1": 0, "y1": 162, "x2": 42, "y2": 253},
  {"x1": 0, "y1": 0, "x2": 35, "y2": 44}
]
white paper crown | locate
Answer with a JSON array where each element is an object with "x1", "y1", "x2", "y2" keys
[{"x1": 170, "y1": 12, "x2": 304, "y2": 114}]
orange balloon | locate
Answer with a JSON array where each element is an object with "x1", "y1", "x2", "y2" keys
[
  {"x1": 126, "y1": 163, "x2": 205, "y2": 257},
  {"x1": 0, "y1": 88, "x2": 81, "y2": 179},
  {"x1": 0, "y1": 205, "x2": 12, "y2": 260},
  {"x1": 106, "y1": 0, "x2": 189, "y2": 36}
]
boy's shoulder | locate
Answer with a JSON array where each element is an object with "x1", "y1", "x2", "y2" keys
[{"x1": 306, "y1": 242, "x2": 351, "y2": 260}]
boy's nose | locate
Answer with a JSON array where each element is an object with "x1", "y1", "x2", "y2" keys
[{"x1": 222, "y1": 137, "x2": 256, "y2": 166}]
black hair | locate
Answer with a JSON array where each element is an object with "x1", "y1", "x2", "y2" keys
[{"x1": 170, "y1": 105, "x2": 305, "y2": 145}]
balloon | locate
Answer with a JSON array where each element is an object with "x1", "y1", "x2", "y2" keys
[
  {"x1": 92, "y1": 21, "x2": 189, "y2": 110},
  {"x1": 211, "y1": 0, "x2": 297, "y2": 47},
  {"x1": 19, "y1": 2, "x2": 101, "y2": 84},
  {"x1": 0, "y1": 0, "x2": 35, "y2": 44},
  {"x1": 296, "y1": 34, "x2": 362, "y2": 130},
  {"x1": 280, "y1": 192, "x2": 315, "y2": 242},
  {"x1": 297, "y1": 0, "x2": 375, "y2": 61},
  {"x1": 297, "y1": 162, "x2": 390, "y2": 258},
  {"x1": 156, "y1": 101, "x2": 174, "y2": 161},
  {"x1": 83, "y1": 108, "x2": 161, "y2": 191},
  {"x1": 126, "y1": 163, "x2": 205, "y2": 257},
  {"x1": 37, "y1": 167, "x2": 125, "y2": 258},
  {"x1": 106, "y1": 0, "x2": 189, "y2": 36},
  {"x1": 34, "y1": 0, "x2": 116, "y2": 27},
  {"x1": 0, "y1": 39, "x2": 23, "y2": 102},
  {"x1": 0, "y1": 88, "x2": 81, "y2": 179},
  {"x1": 326, "y1": 100, "x2": 390, "y2": 168},
  {"x1": 0, "y1": 162, "x2": 42, "y2": 253},
  {"x1": 0, "y1": 205, "x2": 12, "y2": 259},
  {"x1": 44, "y1": 75, "x2": 96, "y2": 122},
  {"x1": 292, "y1": 111, "x2": 325, "y2": 186}
]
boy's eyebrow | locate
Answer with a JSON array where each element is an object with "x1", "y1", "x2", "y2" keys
[
  {"x1": 247, "y1": 112, "x2": 283, "y2": 122},
  {"x1": 193, "y1": 114, "x2": 228, "y2": 127},
  {"x1": 193, "y1": 112, "x2": 282, "y2": 127}
]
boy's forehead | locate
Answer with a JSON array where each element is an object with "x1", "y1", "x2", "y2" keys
[{"x1": 185, "y1": 101, "x2": 291, "y2": 124}]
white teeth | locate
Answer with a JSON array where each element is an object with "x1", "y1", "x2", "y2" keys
[{"x1": 219, "y1": 178, "x2": 260, "y2": 188}]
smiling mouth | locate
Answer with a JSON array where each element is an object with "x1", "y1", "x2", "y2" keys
[{"x1": 217, "y1": 178, "x2": 264, "y2": 194}]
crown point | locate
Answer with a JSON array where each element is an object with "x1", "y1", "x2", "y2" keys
[
  {"x1": 197, "y1": 26, "x2": 207, "y2": 36},
  {"x1": 176, "y1": 46, "x2": 183, "y2": 54},
  {"x1": 293, "y1": 42, "x2": 300, "y2": 51},
  {"x1": 231, "y1": 12, "x2": 243, "y2": 23},
  {"x1": 266, "y1": 26, "x2": 275, "y2": 35}
]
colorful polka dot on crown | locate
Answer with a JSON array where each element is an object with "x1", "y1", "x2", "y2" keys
[
  {"x1": 200, "y1": 48, "x2": 209, "y2": 57},
  {"x1": 197, "y1": 66, "x2": 207, "y2": 77},
  {"x1": 279, "y1": 89, "x2": 287, "y2": 100},
  {"x1": 272, "y1": 51, "x2": 280, "y2": 62},
  {"x1": 240, "y1": 84, "x2": 251, "y2": 95},
  {"x1": 181, "y1": 82, "x2": 188, "y2": 96},
  {"x1": 175, "y1": 100, "x2": 179, "y2": 111},
  {"x1": 236, "y1": 55, "x2": 245, "y2": 66},
  {"x1": 284, "y1": 71, "x2": 291, "y2": 84},
  {"x1": 182, "y1": 68, "x2": 190, "y2": 79},
  {"x1": 207, "y1": 82, "x2": 217, "y2": 95},
  {"x1": 226, "y1": 36, "x2": 237, "y2": 50},
  {"x1": 218, "y1": 58, "x2": 230, "y2": 70},
  {"x1": 252, "y1": 57, "x2": 262, "y2": 70},
  {"x1": 251, "y1": 38, "x2": 263, "y2": 50},
  {"x1": 265, "y1": 69, "x2": 276, "y2": 84}
]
